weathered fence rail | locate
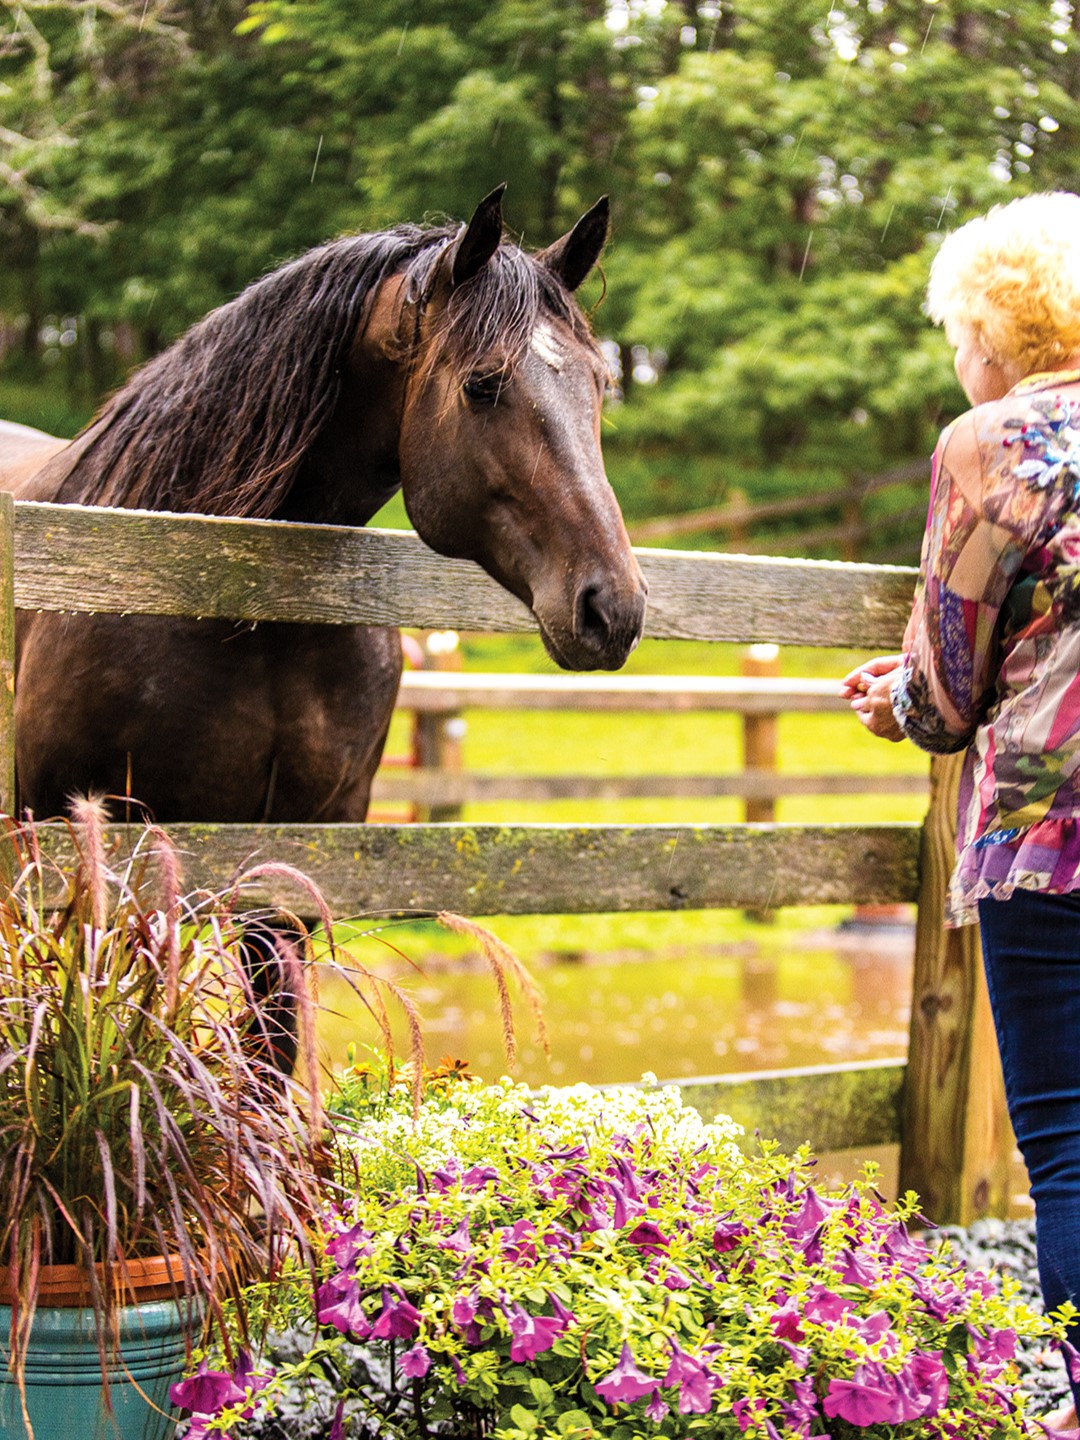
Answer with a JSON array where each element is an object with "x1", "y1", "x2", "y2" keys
[{"x1": 0, "y1": 495, "x2": 1010, "y2": 1225}]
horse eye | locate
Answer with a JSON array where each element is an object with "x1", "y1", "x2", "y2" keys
[{"x1": 462, "y1": 374, "x2": 504, "y2": 405}]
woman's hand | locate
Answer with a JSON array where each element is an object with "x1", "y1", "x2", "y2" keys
[{"x1": 839, "y1": 655, "x2": 906, "y2": 742}]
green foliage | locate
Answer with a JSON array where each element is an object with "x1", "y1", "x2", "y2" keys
[
  {"x1": 5, "y1": 1, "x2": 1080, "y2": 507},
  {"x1": 182, "y1": 1064, "x2": 1060, "y2": 1437}
]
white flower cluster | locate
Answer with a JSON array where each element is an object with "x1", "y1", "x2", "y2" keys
[{"x1": 339, "y1": 1074, "x2": 743, "y2": 1181}]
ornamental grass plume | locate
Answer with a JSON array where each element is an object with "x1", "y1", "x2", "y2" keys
[{"x1": 174, "y1": 1067, "x2": 1070, "y2": 1440}]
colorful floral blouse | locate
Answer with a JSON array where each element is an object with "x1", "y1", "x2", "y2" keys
[{"x1": 891, "y1": 370, "x2": 1080, "y2": 925}]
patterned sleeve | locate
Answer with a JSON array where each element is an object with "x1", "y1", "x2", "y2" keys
[{"x1": 891, "y1": 408, "x2": 1046, "y2": 755}]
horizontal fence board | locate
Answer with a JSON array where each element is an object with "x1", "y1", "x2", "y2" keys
[
  {"x1": 371, "y1": 769, "x2": 930, "y2": 805},
  {"x1": 14, "y1": 502, "x2": 917, "y2": 649},
  {"x1": 675, "y1": 1059, "x2": 906, "y2": 1152},
  {"x1": 36, "y1": 820, "x2": 922, "y2": 915},
  {"x1": 397, "y1": 672, "x2": 853, "y2": 714}
]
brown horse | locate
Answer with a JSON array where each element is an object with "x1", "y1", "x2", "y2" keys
[{"x1": 0, "y1": 188, "x2": 647, "y2": 825}]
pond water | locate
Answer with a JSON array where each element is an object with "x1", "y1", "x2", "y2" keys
[{"x1": 316, "y1": 914, "x2": 916, "y2": 1087}]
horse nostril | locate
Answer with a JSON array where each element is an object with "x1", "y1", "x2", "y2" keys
[{"x1": 575, "y1": 583, "x2": 611, "y2": 642}]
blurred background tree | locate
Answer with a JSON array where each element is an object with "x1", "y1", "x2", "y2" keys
[{"x1": 3, "y1": 0, "x2": 1079, "y2": 558}]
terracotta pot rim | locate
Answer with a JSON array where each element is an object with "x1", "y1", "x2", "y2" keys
[{"x1": 0, "y1": 1254, "x2": 189, "y2": 1307}]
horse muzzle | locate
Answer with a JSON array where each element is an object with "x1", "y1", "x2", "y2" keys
[{"x1": 535, "y1": 567, "x2": 649, "y2": 672}]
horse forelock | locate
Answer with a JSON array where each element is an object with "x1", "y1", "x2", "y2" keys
[
  {"x1": 407, "y1": 235, "x2": 601, "y2": 388},
  {"x1": 51, "y1": 220, "x2": 600, "y2": 518}
]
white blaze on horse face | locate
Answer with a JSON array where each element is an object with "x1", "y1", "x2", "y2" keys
[{"x1": 530, "y1": 323, "x2": 565, "y2": 373}]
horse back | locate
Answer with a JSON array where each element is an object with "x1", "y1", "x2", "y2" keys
[{"x1": 0, "y1": 420, "x2": 70, "y2": 497}]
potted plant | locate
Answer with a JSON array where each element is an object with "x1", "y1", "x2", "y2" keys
[
  {"x1": 176, "y1": 1062, "x2": 1070, "y2": 1440},
  {"x1": 0, "y1": 798, "x2": 406, "y2": 1440}
]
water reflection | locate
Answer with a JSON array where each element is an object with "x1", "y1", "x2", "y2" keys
[{"x1": 317, "y1": 920, "x2": 916, "y2": 1089}]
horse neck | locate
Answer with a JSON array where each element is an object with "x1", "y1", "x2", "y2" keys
[
  {"x1": 279, "y1": 359, "x2": 405, "y2": 526},
  {"x1": 277, "y1": 283, "x2": 411, "y2": 528}
]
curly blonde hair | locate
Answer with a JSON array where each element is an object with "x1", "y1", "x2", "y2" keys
[{"x1": 927, "y1": 191, "x2": 1080, "y2": 376}]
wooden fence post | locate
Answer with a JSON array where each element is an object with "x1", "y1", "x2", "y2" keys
[
  {"x1": 742, "y1": 644, "x2": 780, "y2": 921},
  {"x1": 841, "y1": 476, "x2": 868, "y2": 563},
  {"x1": 415, "y1": 630, "x2": 466, "y2": 823},
  {"x1": 897, "y1": 753, "x2": 1013, "y2": 1223},
  {"x1": 0, "y1": 492, "x2": 15, "y2": 821}
]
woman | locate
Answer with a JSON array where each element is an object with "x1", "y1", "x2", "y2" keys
[{"x1": 842, "y1": 190, "x2": 1080, "y2": 1432}]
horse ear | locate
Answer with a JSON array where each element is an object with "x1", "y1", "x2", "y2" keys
[
  {"x1": 451, "y1": 184, "x2": 507, "y2": 287},
  {"x1": 538, "y1": 197, "x2": 610, "y2": 292}
]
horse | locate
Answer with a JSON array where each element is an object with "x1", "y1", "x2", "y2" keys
[
  {"x1": 0, "y1": 188, "x2": 648, "y2": 1068},
  {"x1": 0, "y1": 187, "x2": 647, "y2": 825}
]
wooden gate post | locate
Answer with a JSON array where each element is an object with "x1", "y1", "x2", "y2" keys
[
  {"x1": 415, "y1": 630, "x2": 465, "y2": 823},
  {"x1": 741, "y1": 644, "x2": 780, "y2": 922},
  {"x1": 898, "y1": 752, "x2": 1013, "y2": 1224},
  {"x1": 0, "y1": 492, "x2": 15, "y2": 820}
]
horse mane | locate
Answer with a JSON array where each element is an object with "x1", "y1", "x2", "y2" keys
[{"x1": 53, "y1": 222, "x2": 597, "y2": 518}]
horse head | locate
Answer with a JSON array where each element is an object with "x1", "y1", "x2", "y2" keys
[{"x1": 382, "y1": 189, "x2": 648, "y2": 672}]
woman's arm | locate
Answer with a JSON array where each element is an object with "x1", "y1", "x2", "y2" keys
[{"x1": 889, "y1": 409, "x2": 1039, "y2": 754}]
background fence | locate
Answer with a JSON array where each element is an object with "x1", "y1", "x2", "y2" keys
[
  {"x1": 627, "y1": 460, "x2": 930, "y2": 561},
  {"x1": 0, "y1": 494, "x2": 1011, "y2": 1226}
]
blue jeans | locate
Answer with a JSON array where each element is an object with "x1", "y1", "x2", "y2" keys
[{"x1": 979, "y1": 888, "x2": 1080, "y2": 1408}]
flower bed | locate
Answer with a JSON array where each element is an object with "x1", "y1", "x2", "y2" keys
[{"x1": 175, "y1": 1065, "x2": 1068, "y2": 1439}]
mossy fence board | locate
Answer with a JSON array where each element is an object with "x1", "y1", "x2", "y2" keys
[
  {"x1": 0, "y1": 499, "x2": 1010, "y2": 1225},
  {"x1": 33, "y1": 820, "x2": 922, "y2": 917}
]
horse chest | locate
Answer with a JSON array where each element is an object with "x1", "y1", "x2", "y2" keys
[{"x1": 15, "y1": 616, "x2": 402, "y2": 824}]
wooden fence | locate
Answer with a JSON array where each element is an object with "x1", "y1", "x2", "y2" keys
[
  {"x1": 0, "y1": 495, "x2": 1011, "y2": 1226},
  {"x1": 372, "y1": 667, "x2": 930, "y2": 818},
  {"x1": 627, "y1": 460, "x2": 929, "y2": 561}
]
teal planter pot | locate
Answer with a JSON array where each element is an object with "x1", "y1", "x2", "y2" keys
[{"x1": 0, "y1": 1299, "x2": 186, "y2": 1440}]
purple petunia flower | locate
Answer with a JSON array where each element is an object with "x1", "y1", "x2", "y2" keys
[
  {"x1": 895, "y1": 1349, "x2": 950, "y2": 1419},
  {"x1": 371, "y1": 1286, "x2": 421, "y2": 1340},
  {"x1": 823, "y1": 1353, "x2": 948, "y2": 1429},
  {"x1": 847, "y1": 1309, "x2": 896, "y2": 1352},
  {"x1": 170, "y1": 1360, "x2": 245, "y2": 1415},
  {"x1": 461, "y1": 1163, "x2": 500, "y2": 1189},
  {"x1": 499, "y1": 1218, "x2": 539, "y2": 1263},
  {"x1": 784, "y1": 1186, "x2": 835, "y2": 1241},
  {"x1": 329, "y1": 1400, "x2": 346, "y2": 1440},
  {"x1": 769, "y1": 1295, "x2": 805, "y2": 1342},
  {"x1": 677, "y1": 1365, "x2": 715, "y2": 1414},
  {"x1": 835, "y1": 1245, "x2": 881, "y2": 1286},
  {"x1": 645, "y1": 1389, "x2": 668, "y2": 1422},
  {"x1": 324, "y1": 1219, "x2": 373, "y2": 1269},
  {"x1": 732, "y1": 1396, "x2": 766, "y2": 1432},
  {"x1": 316, "y1": 1273, "x2": 372, "y2": 1339},
  {"x1": 400, "y1": 1344, "x2": 432, "y2": 1379},
  {"x1": 802, "y1": 1284, "x2": 854, "y2": 1324},
  {"x1": 880, "y1": 1220, "x2": 927, "y2": 1268},
  {"x1": 507, "y1": 1302, "x2": 566, "y2": 1362},
  {"x1": 912, "y1": 1273, "x2": 966, "y2": 1320},
  {"x1": 594, "y1": 1341, "x2": 657, "y2": 1404},
  {"x1": 824, "y1": 1361, "x2": 905, "y2": 1427},
  {"x1": 438, "y1": 1216, "x2": 474, "y2": 1254},
  {"x1": 661, "y1": 1265, "x2": 692, "y2": 1290},
  {"x1": 712, "y1": 1217, "x2": 747, "y2": 1253},
  {"x1": 626, "y1": 1219, "x2": 669, "y2": 1254},
  {"x1": 780, "y1": 1377, "x2": 819, "y2": 1436}
]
